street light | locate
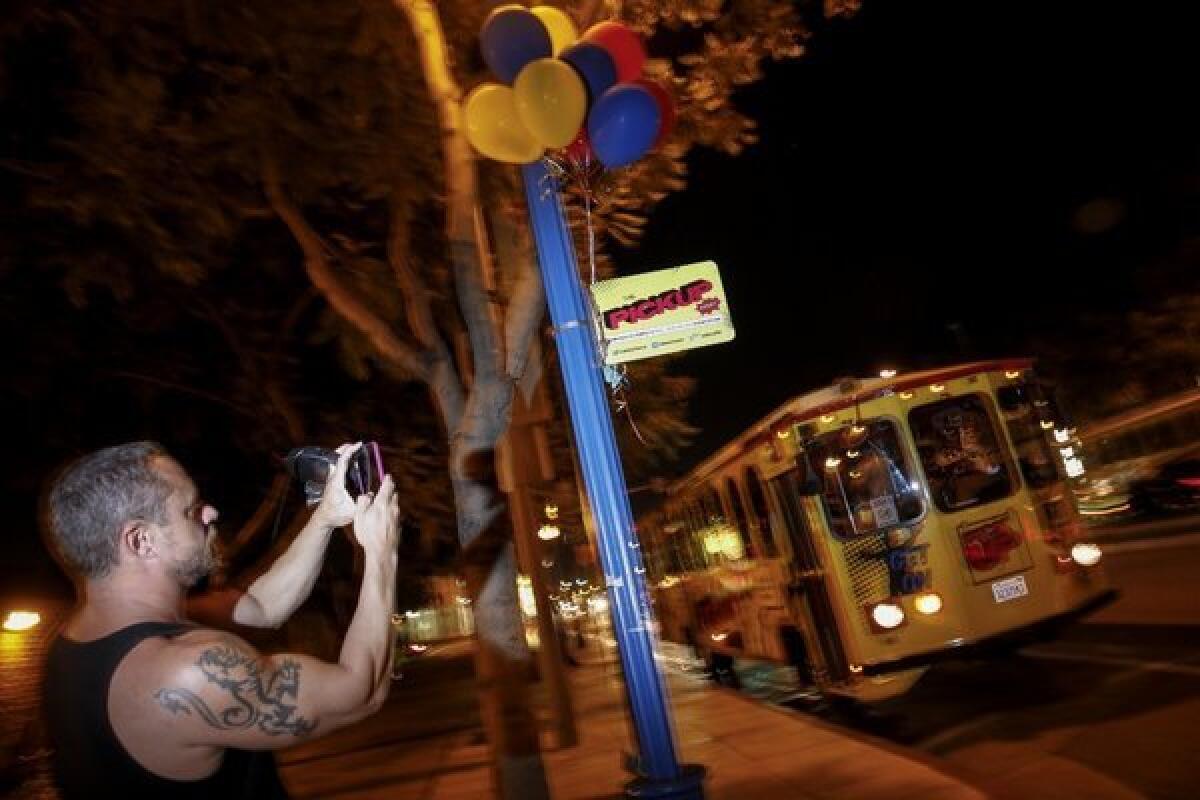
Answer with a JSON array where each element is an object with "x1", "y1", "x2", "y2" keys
[{"x1": 3, "y1": 611, "x2": 40, "y2": 632}]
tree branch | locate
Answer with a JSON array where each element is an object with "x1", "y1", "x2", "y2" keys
[
  {"x1": 490, "y1": 204, "x2": 545, "y2": 384},
  {"x1": 261, "y1": 154, "x2": 431, "y2": 383},
  {"x1": 393, "y1": 0, "x2": 504, "y2": 403},
  {"x1": 103, "y1": 370, "x2": 258, "y2": 418},
  {"x1": 386, "y1": 200, "x2": 466, "y2": 431}
]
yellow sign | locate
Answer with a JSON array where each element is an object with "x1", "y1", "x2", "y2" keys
[{"x1": 590, "y1": 260, "x2": 735, "y2": 365}]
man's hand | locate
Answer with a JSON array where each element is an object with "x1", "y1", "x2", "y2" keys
[
  {"x1": 311, "y1": 442, "x2": 362, "y2": 529},
  {"x1": 353, "y1": 474, "x2": 400, "y2": 558}
]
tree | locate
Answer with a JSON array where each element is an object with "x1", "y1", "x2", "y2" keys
[{"x1": 3, "y1": 0, "x2": 860, "y2": 795}]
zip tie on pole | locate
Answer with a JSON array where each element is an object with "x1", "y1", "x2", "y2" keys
[{"x1": 551, "y1": 319, "x2": 583, "y2": 336}]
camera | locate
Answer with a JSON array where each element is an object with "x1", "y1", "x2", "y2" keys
[{"x1": 285, "y1": 442, "x2": 384, "y2": 506}]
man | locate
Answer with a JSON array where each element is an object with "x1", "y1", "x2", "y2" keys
[{"x1": 40, "y1": 441, "x2": 399, "y2": 799}]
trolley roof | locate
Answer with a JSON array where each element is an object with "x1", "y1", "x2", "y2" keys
[{"x1": 669, "y1": 358, "x2": 1034, "y2": 494}]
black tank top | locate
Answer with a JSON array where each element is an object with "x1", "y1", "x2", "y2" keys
[{"x1": 43, "y1": 621, "x2": 289, "y2": 799}]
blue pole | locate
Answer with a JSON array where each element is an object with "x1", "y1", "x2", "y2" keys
[{"x1": 521, "y1": 160, "x2": 705, "y2": 799}]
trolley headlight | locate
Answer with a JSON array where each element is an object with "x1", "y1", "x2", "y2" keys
[
  {"x1": 913, "y1": 592, "x2": 944, "y2": 615},
  {"x1": 1071, "y1": 542, "x2": 1102, "y2": 567},
  {"x1": 870, "y1": 602, "x2": 905, "y2": 629}
]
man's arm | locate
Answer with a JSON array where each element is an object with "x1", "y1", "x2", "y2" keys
[
  {"x1": 158, "y1": 478, "x2": 400, "y2": 749},
  {"x1": 231, "y1": 443, "x2": 362, "y2": 629}
]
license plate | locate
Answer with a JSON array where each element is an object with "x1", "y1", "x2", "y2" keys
[{"x1": 991, "y1": 575, "x2": 1028, "y2": 603}]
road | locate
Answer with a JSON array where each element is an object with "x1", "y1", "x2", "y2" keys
[{"x1": 784, "y1": 520, "x2": 1200, "y2": 799}]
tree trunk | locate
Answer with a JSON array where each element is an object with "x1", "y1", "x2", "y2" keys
[
  {"x1": 454, "y1": 442, "x2": 551, "y2": 800},
  {"x1": 396, "y1": 1, "x2": 553, "y2": 796}
]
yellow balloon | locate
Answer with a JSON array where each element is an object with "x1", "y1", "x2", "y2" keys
[
  {"x1": 514, "y1": 58, "x2": 587, "y2": 149},
  {"x1": 530, "y1": 6, "x2": 578, "y2": 56},
  {"x1": 464, "y1": 83, "x2": 543, "y2": 164}
]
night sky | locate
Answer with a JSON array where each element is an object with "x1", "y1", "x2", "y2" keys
[
  {"x1": 616, "y1": 0, "x2": 1198, "y2": 462},
  {"x1": 3, "y1": 1, "x2": 1196, "y2": 597}
]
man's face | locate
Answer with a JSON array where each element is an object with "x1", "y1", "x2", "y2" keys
[{"x1": 152, "y1": 457, "x2": 221, "y2": 588}]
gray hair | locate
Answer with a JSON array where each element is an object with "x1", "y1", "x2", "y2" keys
[{"x1": 44, "y1": 441, "x2": 174, "y2": 580}]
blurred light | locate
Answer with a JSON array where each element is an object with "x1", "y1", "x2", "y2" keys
[
  {"x1": 1059, "y1": 447, "x2": 1075, "y2": 460},
  {"x1": 405, "y1": 610, "x2": 419, "y2": 619},
  {"x1": 899, "y1": 391, "x2": 914, "y2": 400},
  {"x1": 914, "y1": 592, "x2": 944, "y2": 615},
  {"x1": 544, "y1": 503, "x2": 559, "y2": 520},
  {"x1": 825, "y1": 457, "x2": 842, "y2": 469},
  {"x1": 871, "y1": 603, "x2": 905, "y2": 629},
  {"x1": 407, "y1": 643, "x2": 429, "y2": 653},
  {"x1": 847, "y1": 449, "x2": 860, "y2": 459},
  {"x1": 1079, "y1": 501, "x2": 1132, "y2": 517},
  {"x1": 821, "y1": 414, "x2": 836, "y2": 424},
  {"x1": 1071, "y1": 543, "x2": 1102, "y2": 567},
  {"x1": 776, "y1": 428, "x2": 791, "y2": 439},
  {"x1": 576, "y1": 579, "x2": 587, "y2": 586},
  {"x1": 391, "y1": 613, "x2": 404, "y2": 625},
  {"x1": 850, "y1": 424, "x2": 866, "y2": 436},
  {"x1": 3, "y1": 611, "x2": 39, "y2": 632},
  {"x1": 537, "y1": 524, "x2": 561, "y2": 541},
  {"x1": 880, "y1": 368, "x2": 898, "y2": 379},
  {"x1": 455, "y1": 596, "x2": 471, "y2": 605},
  {"x1": 1005, "y1": 370, "x2": 1021, "y2": 379},
  {"x1": 589, "y1": 595, "x2": 609, "y2": 614},
  {"x1": 710, "y1": 631, "x2": 728, "y2": 642},
  {"x1": 1040, "y1": 420, "x2": 1055, "y2": 430},
  {"x1": 1073, "y1": 196, "x2": 1126, "y2": 235},
  {"x1": 1064, "y1": 456, "x2": 1086, "y2": 478},
  {"x1": 541, "y1": 559, "x2": 554, "y2": 568},
  {"x1": 1054, "y1": 428, "x2": 1071, "y2": 443},
  {"x1": 849, "y1": 664, "x2": 863, "y2": 673},
  {"x1": 930, "y1": 384, "x2": 946, "y2": 394},
  {"x1": 849, "y1": 470, "x2": 862, "y2": 479},
  {"x1": 518, "y1": 575, "x2": 538, "y2": 617},
  {"x1": 909, "y1": 480, "x2": 921, "y2": 491}
]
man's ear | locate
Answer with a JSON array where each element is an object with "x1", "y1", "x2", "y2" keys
[{"x1": 120, "y1": 521, "x2": 156, "y2": 559}]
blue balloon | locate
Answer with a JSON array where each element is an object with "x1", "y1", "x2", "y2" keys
[
  {"x1": 560, "y1": 42, "x2": 617, "y2": 103},
  {"x1": 481, "y1": 8, "x2": 553, "y2": 84},
  {"x1": 587, "y1": 84, "x2": 662, "y2": 169}
]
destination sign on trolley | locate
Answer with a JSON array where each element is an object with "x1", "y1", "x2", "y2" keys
[{"x1": 590, "y1": 260, "x2": 735, "y2": 365}]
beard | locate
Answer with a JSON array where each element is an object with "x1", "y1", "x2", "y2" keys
[{"x1": 170, "y1": 528, "x2": 224, "y2": 588}]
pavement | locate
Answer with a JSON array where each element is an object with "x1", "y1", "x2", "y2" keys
[{"x1": 278, "y1": 637, "x2": 986, "y2": 800}]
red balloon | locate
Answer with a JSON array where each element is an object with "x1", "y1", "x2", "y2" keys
[
  {"x1": 635, "y1": 78, "x2": 675, "y2": 147},
  {"x1": 583, "y1": 21, "x2": 646, "y2": 83},
  {"x1": 564, "y1": 128, "x2": 594, "y2": 166}
]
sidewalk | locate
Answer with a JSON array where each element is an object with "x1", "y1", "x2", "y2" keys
[{"x1": 279, "y1": 639, "x2": 986, "y2": 800}]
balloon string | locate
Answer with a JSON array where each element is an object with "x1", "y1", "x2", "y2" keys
[
  {"x1": 583, "y1": 155, "x2": 597, "y2": 287},
  {"x1": 613, "y1": 371, "x2": 648, "y2": 446}
]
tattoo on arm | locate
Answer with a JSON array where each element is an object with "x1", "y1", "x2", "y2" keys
[{"x1": 155, "y1": 646, "x2": 317, "y2": 737}]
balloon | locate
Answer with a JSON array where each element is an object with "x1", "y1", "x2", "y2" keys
[
  {"x1": 514, "y1": 58, "x2": 587, "y2": 148},
  {"x1": 564, "y1": 128, "x2": 593, "y2": 166},
  {"x1": 583, "y1": 21, "x2": 646, "y2": 83},
  {"x1": 530, "y1": 6, "x2": 578, "y2": 56},
  {"x1": 480, "y1": 5, "x2": 553, "y2": 84},
  {"x1": 464, "y1": 83, "x2": 543, "y2": 164},
  {"x1": 587, "y1": 83, "x2": 661, "y2": 169},
  {"x1": 560, "y1": 42, "x2": 618, "y2": 102},
  {"x1": 634, "y1": 78, "x2": 675, "y2": 147}
]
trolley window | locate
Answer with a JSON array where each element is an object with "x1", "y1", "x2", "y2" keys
[
  {"x1": 806, "y1": 419, "x2": 925, "y2": 538},
  {"x1": 996, "y1": 382, "x2": 1060, "y2": 488},
  {"x1": 910, "y1": 394, "x2": 1016, "y2": 512}
]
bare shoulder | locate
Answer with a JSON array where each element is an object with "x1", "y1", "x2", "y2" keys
[{"x1": 147, "y1": 628, "x2": 328, "y2": 749}]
